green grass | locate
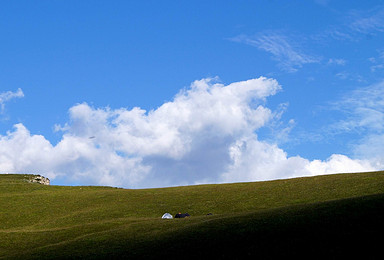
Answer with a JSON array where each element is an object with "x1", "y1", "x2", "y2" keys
[{"x1": 1, "y1": 171, "x2": 384, "y2": 259}]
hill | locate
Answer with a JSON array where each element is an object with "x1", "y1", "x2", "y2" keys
[{"x1": 1, "y1": 171, "x2": 384, "y2": 259}]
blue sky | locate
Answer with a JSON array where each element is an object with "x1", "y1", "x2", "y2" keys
[{"x1": 1, "y1": 0, "x2": 383, "y2": 188}]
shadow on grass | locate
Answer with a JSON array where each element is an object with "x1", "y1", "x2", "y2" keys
[
  {"x1": 17, "y1": 193, "x2": 384, "y2": 259},
  {"x1": 129, "y1": 193, "x2": 384, "y2": 259}
]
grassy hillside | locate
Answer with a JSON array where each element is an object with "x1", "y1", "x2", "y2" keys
[{"x1": 1, "y1": 171, "x2": 384, "y2": 259}]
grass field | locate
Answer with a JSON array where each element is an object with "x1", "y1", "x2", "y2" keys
[{"x1": 1, "y1": 171, "x2": 384, "y2": 259}]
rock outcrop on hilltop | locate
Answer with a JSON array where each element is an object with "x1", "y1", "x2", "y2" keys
[{"x1": 29, "y1": 175, "x2": 50, "y2": 185}]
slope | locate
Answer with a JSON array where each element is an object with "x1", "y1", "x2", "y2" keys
[{"x1": 1, "y1": 171, "x2": 384, "y2": 259}]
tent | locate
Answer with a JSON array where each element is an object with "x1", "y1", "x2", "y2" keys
[{"x1": 162, "y1": 213, "x2": 173, "y2": 219}]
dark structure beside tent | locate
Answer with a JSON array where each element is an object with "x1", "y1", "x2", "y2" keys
[{"x1": 175, "y1": 213, "x2": 190, "y2": 218}]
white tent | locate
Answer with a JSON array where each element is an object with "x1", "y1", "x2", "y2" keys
[{"x1": 162, "y1": 213, "x2": 173, "y2": 219}]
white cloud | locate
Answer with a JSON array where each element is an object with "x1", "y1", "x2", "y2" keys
[
  {"x1": 231, "y1": 32, "x2": 320, "y2": 72},
  {"x1": 221, "y1": 137, "x2": 376, "y2": 184},
  {"x1": 349, "y1": 7, "x2": 384, "y2": 34},
  {"x1": 0, "y1": 123, "x2": 151, "y2": 187},
  {"x1": 326, "y1": 80, "x2": 384, "y2": 168},
  {"x1": 0, "y1": 88, "x2": 24, "y2": 113},
  {"x1": 328, "y1": 58, "x2": 346, "y2": 66},
  {"x1": 306, "y1": 154, "x2": 376, "y2": 175},
  {"x1": 313, "y1": 6, "x2": 384, "y2": 44},
  {"x1": 335, "y1": 71, "x2": 349, "y2": 80},
  {"x1": 0, "y1": 78, "x2": 379, "y2": 188},
  {"x1": 371, "y1": 64, "x2": 384, "y2": 72},
  {"x1": 331, "y1": 80, "x2": 384, "y2": 132},
  {"x1": 368, "y1": 50, "x2": 384, "y2": 72}
]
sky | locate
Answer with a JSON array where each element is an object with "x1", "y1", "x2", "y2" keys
[{"x1": 0, "y1": 0, "x2": 383, "y2": 188}]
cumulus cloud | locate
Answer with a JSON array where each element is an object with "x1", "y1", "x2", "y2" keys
[
  {"x1": 0, "y1": 78, "x2": 378, "y2": 188},
  {"x1": 306, "y1": 154, "x2": 376, "y2": 175},
  {"x1": 0, "y1": 88, "x2": 24, "y2": 113}
]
